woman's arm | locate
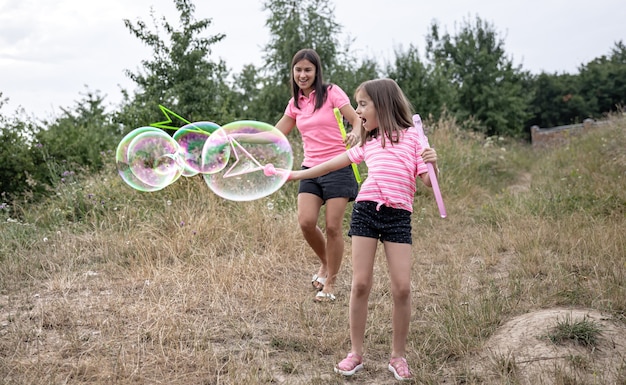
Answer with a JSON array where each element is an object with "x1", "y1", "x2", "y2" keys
[
  {"x1": 275, "y1": 114, "x2": 296, "y2": 136},
  {"x1": 289, "y1": 153, "x2": 352, "y2": 181}
]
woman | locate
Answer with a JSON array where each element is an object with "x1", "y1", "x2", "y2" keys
[{"x1": 275, "y1": 48, "x2": 361, "y2": 302}]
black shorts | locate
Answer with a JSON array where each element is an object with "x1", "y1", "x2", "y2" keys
[
  {"x1": 348, "y1": 201, "x2": 413, "y2": 244},
  {"x1": 298, "y1": 165, "x2": 358, "y2": 204}
]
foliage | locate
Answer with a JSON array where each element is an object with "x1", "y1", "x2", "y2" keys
[
  {"x1": 0, "y1": 97, "x2": 42, "y2": 200},
  {"x1": 425, "y1": 16, "x2": 532, "y2": 137},
  {"x1": 248, "y1": 0, "x2": 378, "y2": 125},
  {"x1": 526, "y1": 72, "x2": 592, "y2": 128},
  {"x1": 239, "y1": 0, "x2": 344, "y2": 125},
  {"x1": 3, "y1": 0, "x2": 626, "y2": 207},
  {"x1": 579, "y1": 40, "x2": 626, "y2": 116},
  {"x1": 262, "y1": 0, "x2": 342, "y2": 82},
  {"x1": 117, "y1": 0, "x2": 235, "y2": 129},
  {"x1": 387, "y1": 44, "x2": 455, "y2": 121},
  {"x1": 546, "y1": 315, "x2": 602, "y2": 347},
  {"x1": 34, "y1": 90, "x2": 121, "y2": 172}
]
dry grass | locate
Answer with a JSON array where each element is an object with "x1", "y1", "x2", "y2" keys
[{"x1": 1, "y1": 115, "x2": 625, "y2": 384}]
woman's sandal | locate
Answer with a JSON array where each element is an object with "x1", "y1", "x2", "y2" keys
[
  {"x1": 388, "y1": 357, "x2": 412, "y2": 381},
  {"x1": 314, "y1": 291, "x2": 336, "y2": 302},
  {"x1": 311, "y1": 274, "x2": 326, "y2": 291},
  {"x1": 334, "y1": 352, "x2": 363, "y2": 376}
]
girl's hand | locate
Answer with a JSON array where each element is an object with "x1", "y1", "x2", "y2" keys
[
  {"x1": 288, "y1": 170, "x2": 303, "y2": 181},
  {"x1": 420, "y1": 147, "x2": 437, "y2": 164},
  {"x1": 263, "y1": 164, "x2": 294, "y2": 180}
]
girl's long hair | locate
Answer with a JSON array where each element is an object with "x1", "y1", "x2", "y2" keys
[
  {"x1": 356, "y1": 78, "x2": 414, "y2": 148},
  {"x1": 289, "y1": 48, "x2": 331, "y2": 111}
]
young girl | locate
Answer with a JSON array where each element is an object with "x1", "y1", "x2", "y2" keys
[
  {"x1": 275, "y1": 48, "x2": 362, "y2": 302},
  {"x1": 288, "y1": 78, "x2": 439, "y2": 381}
]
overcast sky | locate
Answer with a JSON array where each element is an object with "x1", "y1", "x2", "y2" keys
[{"x1": 0, "y1": 0, "x2": 624, "y2": 121}]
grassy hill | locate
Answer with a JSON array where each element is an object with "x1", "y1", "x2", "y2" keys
[{"x1": 1, "y1": 115, "x2": 625, "y2": 384}]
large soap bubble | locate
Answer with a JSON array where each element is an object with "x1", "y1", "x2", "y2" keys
[
  {"x1": 116, "y1": 127, "x2": 172, "y2": 192},
  {"x1": 116, "y1": 127, "x2": 182, "y2": 191},
  {"x1": 202, "y1": 120, "x2": 292, "y2": 201},
  {"x1": 173, "y1": 121, "x2": 220, "y2": 176}
]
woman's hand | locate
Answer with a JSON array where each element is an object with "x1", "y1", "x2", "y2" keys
[{"x1": 344, "y1": 131, "x2": 360, "y2": 147}]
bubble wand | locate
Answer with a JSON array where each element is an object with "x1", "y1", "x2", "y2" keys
[
  {"x1": 333, "y1": 108, "x2": 362, "y2": 184},
  {"x1": 413, "y1": 114, "x2": 447, "y2": 218}
]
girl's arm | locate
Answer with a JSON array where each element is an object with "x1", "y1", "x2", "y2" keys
[
  {"x1": 418, "y1": 147, "x2": 439, "y2": 187},
  {"x1": 289, "y1": 153, "x2": 352, "y2": 181},
  {"x1": 339, "y1": 104, "x2": 361, "y2": 147}
]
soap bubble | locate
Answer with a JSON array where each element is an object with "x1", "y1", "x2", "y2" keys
[
  {"x1": 203, "y1": 120, "x2": 292, "y2": 201},
  {"x1": 173, "y1": 121, "x2": 219, "y2": 176}
]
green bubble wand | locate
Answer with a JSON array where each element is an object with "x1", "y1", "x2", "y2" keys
[{"x1": 333, "y1": 108, "x2": 362, "y2": 184}]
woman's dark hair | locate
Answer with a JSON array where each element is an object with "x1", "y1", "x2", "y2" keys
[{"x1": 290, "y1": 48, "x2": 331, "y2": 111}]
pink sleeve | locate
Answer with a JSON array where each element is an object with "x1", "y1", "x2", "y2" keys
[
  {"x1": 328, "y1": 84, "x2": 351, "y2": 109},
  {"x1": 284, "y1": 97, "x2": 296, "y2": 118},
  {"x1": 347, "y1": 145, "x2": 364, "y2": 164}
]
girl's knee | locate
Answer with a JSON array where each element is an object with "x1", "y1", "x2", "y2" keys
[
  {"x1": 352, "y1": 280, "x2": 372, "y2": 297},
  {"x1": 392, "y1": 286, "x2": 411, "y2": 302}
]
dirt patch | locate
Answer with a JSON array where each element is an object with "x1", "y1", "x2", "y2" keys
[{"x1": 465, "y1": 308, "x2": 626, "y2": 384}]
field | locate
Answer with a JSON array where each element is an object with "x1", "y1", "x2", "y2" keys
[{"x1": 1, "y1": 115, "x2": 625, "y2": 384}]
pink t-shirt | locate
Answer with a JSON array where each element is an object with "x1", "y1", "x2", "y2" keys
[
  {"x1": 284, "y1": 84, "x2": 351, "y2": 167},
  {"x1": 347, "y1": 127, "x2": 428, "y2": 212}
]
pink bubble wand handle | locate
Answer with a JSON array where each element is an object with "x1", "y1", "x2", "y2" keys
[{"x1": 413, "y1": 114, "x2": 447, "y2": 218}]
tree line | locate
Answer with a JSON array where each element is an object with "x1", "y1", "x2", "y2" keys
[{"x1": 1, "y1": 0, "x2": 624, "y2": 201}]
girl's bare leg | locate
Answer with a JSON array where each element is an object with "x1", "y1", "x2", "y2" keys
[
  {"x1": 383, "y1": 241, "x2": 413, "y2": 358},
  {"x1": 348, "y1": 236, "x2": 378, "y2": 355}
]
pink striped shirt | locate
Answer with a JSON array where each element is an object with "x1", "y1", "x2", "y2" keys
[{"x1": 347, "y1": 127, "x2": 428, "y2": 212}]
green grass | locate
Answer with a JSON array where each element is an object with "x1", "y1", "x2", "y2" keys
[{"x1": 547, "y1": 315, "x2": 602, "y2": 347}]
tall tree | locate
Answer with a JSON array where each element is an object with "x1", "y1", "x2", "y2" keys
[
  {"x1": 262, "y1": 0, "x2": 341, "y2": 83},
  {"x1": 387, "y1": 44, "x2": 455, "y2": 121},
  {"x1": 579, "y1": 41, "x2": 626, "y2": 116},
  {"x1": 526, "y1": 72, "x2": 590, "y2": 128},
  {"x1": 117, "y1": 0, "x2": 235, "y2": 129},
  {"x1": 426, "y1": 16, "x2": 532, "y2": 137},
  {"x1": 242, "y1": 0, "x2": 373, "y2": 125}
]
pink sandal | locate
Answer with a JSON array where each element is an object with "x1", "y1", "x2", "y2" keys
[
  {"x1": 334, "y1": 352, "x2": 363, "y2": 376},
  {"x1": 388, "y1": 357, "x2": 412, "y2": 381}
]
